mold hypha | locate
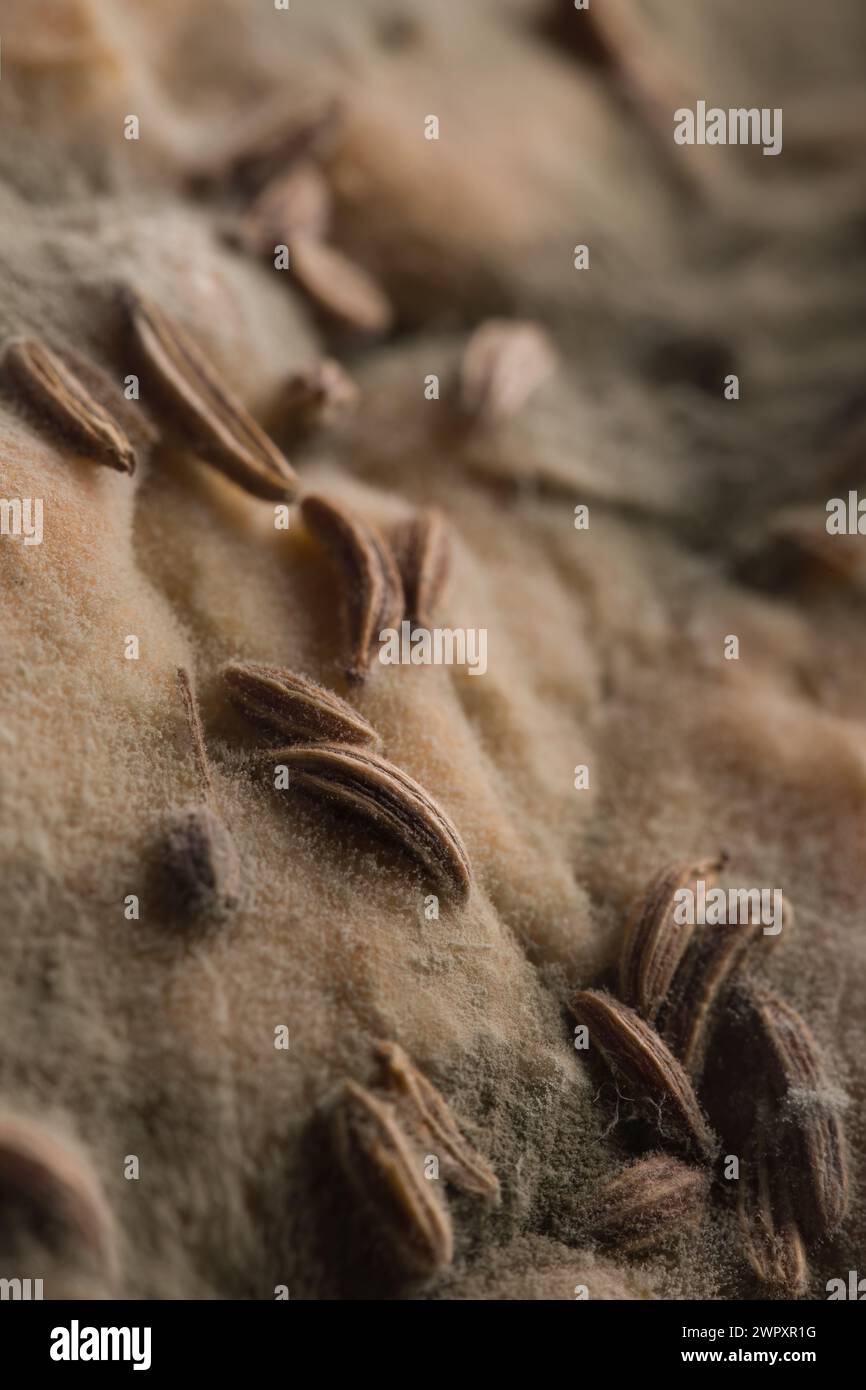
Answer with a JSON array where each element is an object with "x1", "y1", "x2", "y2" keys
[{"x1": 162, "y1": 668, "x2": 241, "y2": 919}]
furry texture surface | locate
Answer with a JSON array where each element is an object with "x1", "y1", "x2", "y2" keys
[{"x1": 0, "y1": 0, "x2": 863, "y2": 1300}]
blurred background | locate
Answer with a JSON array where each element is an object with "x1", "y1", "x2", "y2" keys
[{"x1": 2, "y1": 0, "x2": 865, "y2": 528}]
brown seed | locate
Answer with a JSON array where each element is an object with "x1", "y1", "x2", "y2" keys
[
  {"x1": 162, "y1": 805, "x2": 241, "y2": 919},
  {"x1": 736, "y1": 505, "x2": 866, "y2": 593},
  {"x1": 619, "y1": 854, "x2": 728, "y2": 1022},
  {"x1": 262, "y1": 742, "x2": 472, "y2": 903},
  {"x1": 389, "y1": 509, "x2": 451, "y2": 630},
  {"x1": 771, "y1": 505, "x2": 864, "y2": 582},
  {"x1": 123, "y1": 286, "x2": 298, "y2": 502},
  {"x1": 288, "y1": 236, "x2": 393, "y2": 334},
  {"x1": 458, "y1": 319, "x2": 558, "y2": 425},
  {"x1": 569, "y1": 990, "x2": 716, "y2": 1158},
  {"x1": 279, "y1": 359, "x2": 360, "y2": 439},
  {"x1": 175, "y1": 667, "x2": 216, "y2": 804},
  {"x1": 738, "y1": 1130, "x2": 808, "y2": 1297},
  {"x1": 330, "y1": 1079, "x2": 453, "y2": 1278},
  {"x1": 301, "y1": 493, "x2": 404, "y2": 683},
  {"x1": 4, "y1": 337, "x2": 137, "y2": 474},
  {"x1": 236, "y1": 162, "x2": 332, "y2": 252},
  {"x1": 165, "y1": 668, "x2": 240, "y2": 917},
  {"x1": 223, "y1": 661, "x2": 380, "y2": 748},
  {"x1": 543, "y1": 0, "x2": 620, "y2": 69},
  {"x1": 736, "y1": 984, "x2": 848, "y2": 1239},
  {"x1": 661, "y1": 893, "x2": 793, "y2": 1078},
  {"x1": 189, "y1": 97, "x2": 342, "y2": 195},
  {"x1": 591, "y1": 1153, "x2": 710, "y2": 1255},
  {"x1": 376, "y1": 1042, "x2": 499, "y2": 1201},
  {"x1": 661, "y1": 923, "x2": 761, "y2": 1079},
  {"x1": 0, "y1": 1115, "x2": 118, "y2": 1286},
  {"x1": 57, "y1": 344, "x2": 159, "y2": 460}
]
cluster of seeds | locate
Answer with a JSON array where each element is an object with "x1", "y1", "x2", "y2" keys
[
  {"x1": 572, "y1": 859, "x2": 848, "y2": 1295},
  {"x1": 225, "y1": 663, "x2": 473, "y2": 905},
  {"x1": 329, "y1": 1042, "x2": 498, "y2": 1281}
]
